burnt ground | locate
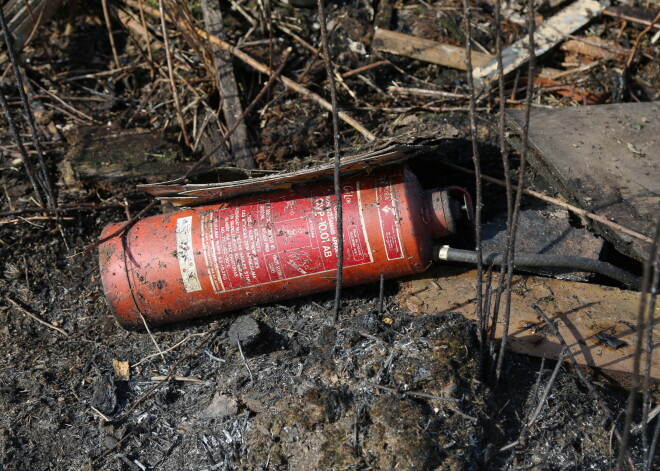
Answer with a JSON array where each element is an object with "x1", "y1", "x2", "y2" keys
[{"x1": 1, "y1": 1, "x2": 658, "y2": 470}]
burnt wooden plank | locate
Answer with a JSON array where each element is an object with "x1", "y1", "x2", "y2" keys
[
  {"x1": 506, "y1": 102, "x2": 660, "y2": 262},
  {"x1": 1, "y1": 0, "x2": 64, "y2": 63},
  {"x1": 397, "y1": 267, "x2": 660, "y2": 391},
  {"x1": 58, "y1": 126, "x2": 192, "y2": 184},
  {"x1": 201, "y1": 0, "x2": 254, "y2": 169}
]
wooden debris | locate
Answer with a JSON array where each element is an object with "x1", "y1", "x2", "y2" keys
[
  {"x1": 534, "y1": 76, "x2": 607, "y2": 104},
  {"x1": 123, "y1": 0, "x2": 376, "y2": 142},
  {"x1": 603, "y1": 5, "x2": 660, "y2": 31},
  {"x1": 560, "y1": 37, "x2": 627, "y2": 60},
  {"x1": 0, "y1": 0, "x2": 64, "y2": 63},
  {"x1": 140, "y1": 145, "x2": 417, "y2": 205},
  {"x1": 482, "y1": 209, "x2": 604, "y2": 282},
  {"x1": 138, "y1": 123, "x2": 460, "y2": 205},
  {"x1": 373, "y1": 28, "x2": 561, "y2": 80},
  {"x1": 474, "y1": 0, "x2": 607, "y2": 84},
  {"x1": 200, "y1": 0, "x2": 254, "y2": 169},
  {"x1": 506, "y1": 102, "x2": 660, "y2": 262},
  {"x1": 397, "y1": 267, "x2": 659, "y2": 383},
  {"x1": 59, "y1": 126, "x2": 191, "y2": 185},
  {"x1": 373, "y1": 28, "x2": 491, "y2": 71}
]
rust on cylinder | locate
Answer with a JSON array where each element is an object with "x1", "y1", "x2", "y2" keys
[{"x1": 99, "y1": 165, "x2": 467, "y2": 329}]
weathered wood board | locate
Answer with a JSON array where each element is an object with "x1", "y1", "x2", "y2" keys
[
  {"x1": 397, "y1": 268, "x2": 659, "y2": 384},
  {"x1": 201, "y1": 0, "x2": 254, "y2": 169},
  {"x1": 59, "y1": 126, "x2": 191, "y2": 184},
  {"x1": 506, "y1": 102, "x2": 660, "y2": 263},
  {"x1": 473, "y1": 0, "x2": 606, "y2": 84},
  {"x1": 138, "y1": 123, "x2": 461, "y2": 206},
  {"x1": 1, "y1": 0, "x2": 64, "y2": 64}
]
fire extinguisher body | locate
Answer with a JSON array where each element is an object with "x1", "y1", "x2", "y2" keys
[{"x1": 99, "y1": 165, "x2": 456, "y2": 328}]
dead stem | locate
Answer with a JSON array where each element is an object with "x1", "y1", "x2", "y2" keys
[
  {"x1": 123, "y1": 0, "x2": 376, "y2": 141},
  {"x1": 236, "y1": 338, "x2": 254, "y2": 383},
  {"x1": 316, "y1": 0, "x2": 344, "y2": 323},
  {"x1": 101, "y1": 0, "x2": 121, "y2": 69},
  {"x1": 158, "y1": 0, "x2": 191, "y2": 148},
  {"x1": 641, "y1": 251, "x2": 659, "y2": 470},
  {"x1": 182, "y1": 47, "x2": 292, "y2": 179},
  {"x1": 618, "y1": 220, "x2": 660, "y2": 471},
  {"x1": 6, "y1": 296, "x2": 69, "y2": 336},
  {"x1": 0, "y1": 4, "x2": 56, "y2": 208},
  {"x1": 461, "y1": 0, "x2": 484, "y2": 364},
  {"x1": 493, "y1": 0, "x2": 536, "y2": 387},
  {"x1": 534, "y1": 305, "x2": 637, "y2": 470},
  {"x1": 137, "y1": 0, "x2": 155, "y2": 74},
  {"x1": 487, "y1": 0, "x2": 513, "y2": 377},
  {"x1": 440, "y1": 161, "x2": 654, "y2": 245},
  {"x1": 0, "y1": 87, "x2": 45, "y2": 207}
]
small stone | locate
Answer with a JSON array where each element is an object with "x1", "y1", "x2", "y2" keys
[
  {"x1": 103, "y1": 435, "x2": 119, "y2": 449},
  {"x1": 228, "y1": 315, "x2": 260, "y2": 347},
  {"x1": 90, "y1": 373, "x2": 117, "y2": 415},
  {"x1": 202, "y1": 393, "x2": 238, "y2": 419}
]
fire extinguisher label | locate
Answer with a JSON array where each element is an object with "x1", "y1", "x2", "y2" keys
[
  {"x1": 376, "y1": 177, "x2": 404, "y2": 260},
  {"x1": 175, "y1": 216, "x2": 203, "y2": 293},
  {"x1": 201, "y1": 183, "x2": 373, "y2": 294}
]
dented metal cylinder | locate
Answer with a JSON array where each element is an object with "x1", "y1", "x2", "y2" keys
[{"x1": 99, "y1": 165, "x2": 464, "y2": 328}]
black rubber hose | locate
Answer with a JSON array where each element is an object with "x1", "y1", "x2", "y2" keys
[{"x1": 433, "y1": 246, "x2": 641, "y2": 290}]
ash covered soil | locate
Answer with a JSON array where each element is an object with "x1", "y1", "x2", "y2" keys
[
  {"x1": 0, "y1": 231, "x2": 635, "y2": 470},
  {"x1": 1, "y1": 0, "x2": 657, "y2": 469}
]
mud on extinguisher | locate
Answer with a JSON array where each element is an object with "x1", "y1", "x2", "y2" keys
[{"x1": 99, "y1": 164, "x2": 472, "y2": 329}]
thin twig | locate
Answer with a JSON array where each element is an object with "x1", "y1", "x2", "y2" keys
[
  {"x1": 342, "y1": 60, "x2": 390, "y2": 78},
  {"x1": 183, "y1": 47, "x2": 292, "y2": 179},
  {"x1": 379, "y1": 274, "x2": 385, "y2": 316},
  {"x1": 123, "y1": 0, "x2": 376, "y2": 141},
  {"x1": 642, "y1": 249, "x2": 660, "y2": 466},
  {"x1": 493, "y1": 0, "x2": 536, "y2": 388},
  {"x1": 526, "y1": 348, "x2": 567, "y2": 428},
  {"x1": 367, "y1": 382, "x2": 460, "y2": 403},
  {"x1": 139, "y1": 312, "x2": 165, "y2": 360},
  {"x1": 0, "y1": 201, "x2": 130, "y2": 218},
  {"x1": 101, "y1": 0, "x2": 122, "y2": 69},
  {"x1": 158, "y1": 0, "x2": 191, "y2": 148},
  {"x1": 440, "y1": 161, "x2": 654, "y2": 245},
  {"x1": 133, "y1": 333, "x2": 206, "y2": 367},
  {"x1": 6, "y1": 297, "x2": 69, "y2": 336},
  {"x1": 236, "y1": 338, "x2": 253, "y2": 383},
  {"x1": 648, "y1": 415, "x2": 660, "y2": 471},
  {"x1": 499, "y1": 350, "x2": 566, "y2": 455},
  {"x1": 534, "y1": 305, "x2": 637, "y2": 470},
  {"x1": 0, "y1": 87, "x2": 44, "y2": 206},
  {"x1": 625, "y1": 12, "x2": 660, "y2": 69},
  {"x1": 117, "y1": 331, "x2": 214, "y2": 421},
  {"x1": 387, "y1": 86, "x2": 469, "y2": 99},
  {"x1": 618, "y1": 219, "x2": 660, "y2": 470},
  {"x1": 0, "y1": 216, "x2": 74, "y2": 225},
  {"x1": 487, "y1": 0, "x2": 514, "y2": 380},
  {"x1": 72, "y1": 200, "x2": 158, "y2": 256},
  {"x1": 137, "y1": 0, "x2": 155, "y2": 73},
  {"x1": 316, "y1": 0, "x2": 344, "y2": 323},
  {"x1": 462, "y1": 0, "x2": 485, "y2": 365},
  {"x1": 0, "y1": 5, "x2": 56, "y2": 208}
]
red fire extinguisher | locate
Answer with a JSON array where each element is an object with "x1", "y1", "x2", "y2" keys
[{"x1": 99, "y1": 165, "x2": 470, "y2": 329}]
